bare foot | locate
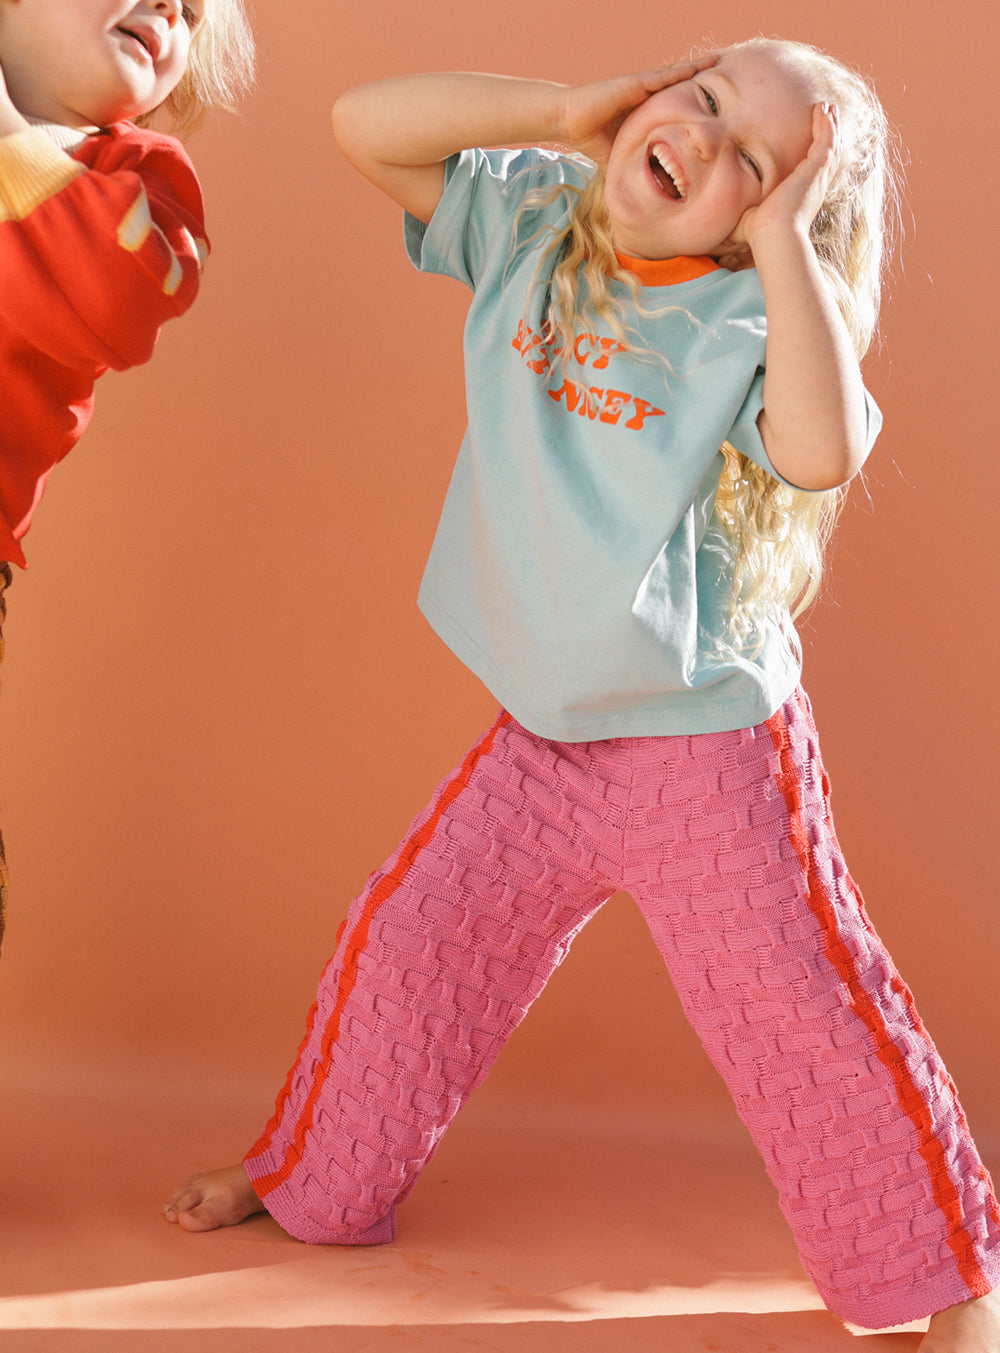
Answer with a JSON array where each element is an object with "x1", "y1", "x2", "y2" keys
[
  {"x1": 163, "y1": 1162, "x2": 266, "y2": 1233},
  {"x1": 920, "y1": 1288, "x2": 1000, "y2": 1352}
]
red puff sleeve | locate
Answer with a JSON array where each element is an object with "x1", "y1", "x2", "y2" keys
[{"x1": 0, "y1": 123, "x2": 209, "y2": 565}]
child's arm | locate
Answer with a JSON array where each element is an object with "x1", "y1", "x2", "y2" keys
[
  {"x1": 0, "y1": 128, "x2": 206, "y2": 370},
  {"x1": 332, "y1": 62, "x2": 718, "y2": 225},
  {"x1": 739, "y1": 104, "x2": 870, "y2": 491},
  {"x1": 0, "y1": 62, "x2": 206, "y2": 372}
]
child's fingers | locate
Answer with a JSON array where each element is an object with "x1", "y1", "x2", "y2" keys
[
  {"x1": 741, "y1": 101, "x2": 842, "y2": 250},
  {"x1": 565, "y1": 56, "x2": 718, "y2": 167},
  {"x1": 801, "y1": 103, "x2": 841, "y2": 210},
  {"x1": 584, "y1": 56, "x2": 716, "y2": 122},
  {"x1": 595, "y1": 56, "x2": 717, "y2": 129},
  {"x1": 636, "y1": 53, "x2": 720, "y2": 94},
  {"x1": 773, "y1": 103, "x2": 839, "y2": 216},
  {"x1": 810, "y1": 101, "x2": 841, "y2": 167}
]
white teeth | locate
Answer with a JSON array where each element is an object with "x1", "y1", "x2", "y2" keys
[{"x1": 650, "y1": 147, "x2": 686, "y2": 199}]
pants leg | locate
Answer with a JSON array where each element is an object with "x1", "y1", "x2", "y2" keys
[
  {"x1": 244, "y1": 712, "x2": 618, "y2": 1244},
  {"x1": 625, "y1": 688, "x2": 1000, "y2": 1328},
  {"x1": 0, "y1": 562, "x2": 12, "y2": 955}
]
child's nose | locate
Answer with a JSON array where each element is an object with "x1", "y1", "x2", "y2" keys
[
  {"x1": 686, "y1": 120, "x2": 720, "y2": 160},
  {"x1": 148, "y1": 0, "x2": 182, "y2": 23}
]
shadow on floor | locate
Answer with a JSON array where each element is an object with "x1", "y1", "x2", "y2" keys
[
  {"x1": 0, "y1": 1046, "x2": 928, "y2": 1352},
  {"x1": 0, "y1": 1313, "x2": 925, "y2": 1353}
]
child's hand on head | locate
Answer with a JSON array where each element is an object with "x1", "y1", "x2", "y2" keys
[
  {"x1": 723, "y1": 102, "x2": 841, "y2": 268},
  {"x1": 561, "y1": 56, "x2": 719, "y2": 170}
]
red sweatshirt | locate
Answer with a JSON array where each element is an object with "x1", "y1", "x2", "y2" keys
[{"x1": 0, "y1": 121, "x2": 207, "y2": 566}]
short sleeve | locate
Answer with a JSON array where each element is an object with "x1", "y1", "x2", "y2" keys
[
  {"x1": 726, "y1": 368, "x2": 883, "y2": 490},
  {"x1": 405, "y1": 146, "x2": 586, "y2": 290}
]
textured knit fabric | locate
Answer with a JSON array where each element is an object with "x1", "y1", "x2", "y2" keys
[
  {"x1": 0, "y1": 121, "x2": 207, "y2": 567},
  {"x1": 405, "y1": 148, "x2": 882, "y2": 741},
  {"x1": 244, "y1": 694, "x2": 1000, "y2": 1329}
]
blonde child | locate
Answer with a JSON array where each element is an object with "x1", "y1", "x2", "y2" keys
[
  {"x1": 0, "y1": 0, "x2": 255, "y2": 949},
  {"x1": 165, "y1": 40, "x2": 1000, "y2": 1349}
]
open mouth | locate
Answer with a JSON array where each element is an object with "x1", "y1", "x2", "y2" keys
[{"x1": 648, "y1": 146, "x2": 686, "y2": 201}]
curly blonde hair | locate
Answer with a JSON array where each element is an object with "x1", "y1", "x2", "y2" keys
[
  {"x1": 137, "y1": 0, "x2": 257, "y2": 134},
  {"x1": 523, "y1": 37, "x2": 901, "y2": 650}
]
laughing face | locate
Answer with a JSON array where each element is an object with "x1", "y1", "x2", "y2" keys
[
  {"x1": 603, "y1": 46, "x2": 816, "y2": 263},
  {"x1": 0, "y1": 0, "x2": 202, "y2": 128}
]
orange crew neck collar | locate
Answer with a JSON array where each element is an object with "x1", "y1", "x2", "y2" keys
[{"x1": 614, "y1": 253, "x2": 721, "y2": 287}]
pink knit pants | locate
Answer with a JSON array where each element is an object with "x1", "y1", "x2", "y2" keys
[{"x1": 244, "y1": 691, "x2": 1000, "y2": 1328}]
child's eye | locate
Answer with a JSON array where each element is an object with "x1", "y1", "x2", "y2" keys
[
  {"x1": 181, "y1": 3, "x2": 201, "y2": 26},
  {"x1": 740, "y1": 149, "x2": 763, "y2": 183},
  {"x1": 699, "y1": 85, "x2": 719, "y2": 116}
]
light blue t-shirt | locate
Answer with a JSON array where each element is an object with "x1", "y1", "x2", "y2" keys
[{"x1": 405, "y1": 148, "x2": 880, "y2": 741}]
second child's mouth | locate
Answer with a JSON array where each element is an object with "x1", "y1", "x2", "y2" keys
[{"x1": 115, "y1": 25, "x2": 160, "y2": 63}]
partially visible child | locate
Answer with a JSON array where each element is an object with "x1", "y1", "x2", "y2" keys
[
  {"x1": 0, "y1": 0, "x2": 256, "y2": 950},
  {"x1": 166, "y1": 36, "x2": 1000, "y2": 1351}
]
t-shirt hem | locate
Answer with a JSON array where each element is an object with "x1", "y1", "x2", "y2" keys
[{"x1": 419, "y1": 588, "x2": 801, "y2": 742}]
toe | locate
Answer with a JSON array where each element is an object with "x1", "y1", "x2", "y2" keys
[
  {"x1": 164, "y1": 1185, "x2": 204, "y2": 1215},
  {"x1": 176, "y1": 1204, "x2": 222, "y2": 1233}
]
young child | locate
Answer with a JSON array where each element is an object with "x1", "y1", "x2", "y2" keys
[
  {"x1": 164, "y1": 40, "x2": 1000, "y2": 1349},
  {"x1": 0, "y1": 0, "x2": 255, "y2": 950}
]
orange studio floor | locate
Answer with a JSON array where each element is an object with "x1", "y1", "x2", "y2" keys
[
  {"x1": 0, "y1": 1039, "x2": 940, "y2": 1353},
  {"x1": 1, "y1": 2, "x2": 998, "y2": 1350}
]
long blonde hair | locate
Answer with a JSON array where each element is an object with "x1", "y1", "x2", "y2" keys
[
  {"x1": 138, "y1": 0, "x2": 257, "y2": 134},
  {"x1": 527, "y1": 38, "x2": 901, "y2": 648}
]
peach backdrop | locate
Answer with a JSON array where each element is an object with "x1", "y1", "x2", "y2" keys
[{"x1": 0, "y1": 0, "x2": 996, "y2": 1154}]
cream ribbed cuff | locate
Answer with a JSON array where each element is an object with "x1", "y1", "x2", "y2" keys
[{"x1": 0, "y1": 129, "x2": 86, "y2": 222}]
